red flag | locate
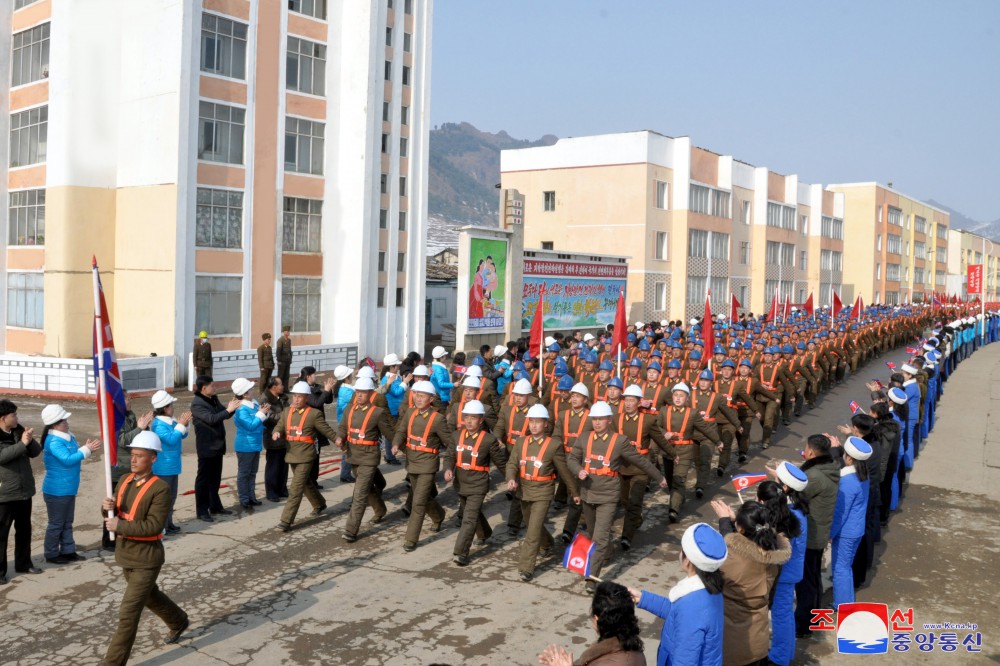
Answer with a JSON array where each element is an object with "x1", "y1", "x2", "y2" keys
[
  {"x1": 885, "y1": 361, "x2": 896, "y2": 370},
  {"x1": 730, "y1": 292, "x2": 740, "y2": 323},
  {"x1": 732, "y1": 473, "x2": 768, "y2": 492},
  {"x1": 610, "y1": 288, "x2": 627, "y2": 361},
  {"x1": 529, "y1": 283, "x2": 545, "y2": 363},
  {"x1": 849, "y1": 400, "x2": 861, "y2": 414},
  {"x1": 767, "y1": 290, "x2": 779, "y2": 322},
  {"x1": 702, "y1": 292, "x2": 714, "y2": 368},
  {"x1": 782, "y1": 294, "x2": 791, "y2": 321},
  {"x1": 92, "y1": 258, "x2": 126, "y2": 468},
  {"x1": 833, "y1": 289, "x2": 844, "y2": 316},
  {"x1": 851, "y1": 295, "x2": 864, "y2": 321},
  {"x1": 562, "y1": 533, "x2": 596, "y2": 577},
  {"x1": 803, "y1": 292, "x2": 814, "y2": 318}
]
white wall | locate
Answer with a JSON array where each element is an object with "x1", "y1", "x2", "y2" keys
[
  {"x1": 0, "y1": 354, "x2": 174, "y2": 395},
  {"x1": 187, "y1": 343, "x2": 358, "y2": 390},
  {"x1": 425, "y1": 281, "x2": 455, "y2": 336}
]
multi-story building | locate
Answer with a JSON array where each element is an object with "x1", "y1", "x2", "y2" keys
[
  {"x1": 829, "y1": 183, "x2": 949, "y2": 305},
  {"x1": 499, "y1": 131, "x2": 844, "y2": 323},
  {"x1": 1, "y1": 0, "x2": 430, "y2": 378},
  {"x1": 947, "y1": 228, "x2": 1000, "y2": 302}
]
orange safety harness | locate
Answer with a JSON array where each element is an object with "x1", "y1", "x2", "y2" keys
[
  {"x1": 456, "y1": 430, "x2": 490, "y2": 472},
  {"x1": 519, "y1": 437, "x2": 556, "y2": 481},
  {"x1": 506, "y1": 407, "x2": 530, "y2": 446},
  {"x1": 285, "y1": 407, "x2": 314, "y2": 443},
  {"x1": 406, "y1": 410, "x2": 440, "y2": 453},
  {"x1": 616, "y1": 411, "x2": 648, "y2": 455},
  {"x1": 562, "y1": 410, "x2": 587, "y2": 452},
  {"x1": 583, "y1": 432, "x2": 619, "y2": 476},
  {"x1": 115, "y1": 474, "x2": 163, "y2": 541},
  {"x1": 695, "y1": 391, "x2": 719, "y2": 422},
  {"x1": 759, "y1": 364, "x2": 779, "y2": 391},
  {"x1": 664, "y1": 407, "x2": 693, "y2": 445},
  {"x1": 346, "y1": 404, "x2": 378, "y2": 446}
]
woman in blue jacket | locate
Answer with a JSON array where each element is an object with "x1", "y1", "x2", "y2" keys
[
  {"x1": 763, "y1": 465, "x2": 810, "y2": 666},
  {"x1": 429, "y1": 346, "x2": 455, "y2": 407},
  {"x1": 40, "y1": 405, "x2": 101, "y2": 563},
  {"x1": 630, "y1": 522, "x2": 726, "y2": 666},
  {"x1": 231, "y1": 378, "x2": 270, "y2": 510},
  {"x1": 150, "y1": 390, "x2": 192, "y2": 534},
  {"x1": 831, "y1": 436, "x2": 872, "y2": 609},
  {"x1": 900, "y1": 364, "x2": 921, "y2": 470},
  {"x1": 887, "y1": 387, "x2": 909, "y2": 510}
]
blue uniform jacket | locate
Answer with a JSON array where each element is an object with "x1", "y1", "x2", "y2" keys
[
  {"x1": 336, "y1": 385, "x2": 355, "y2": 421},
  {"x1": 380, "y1": 375, "x2": 407, "y2": 416},
  {"x1": 831, "y1": 468, "x2": 868, "y2": 540},
  {"x1": 777, "y1": 506, "x2": 808, "y2": 584},
  {"x1": 430, "y1": 362, "x2": 455, "y2": 403},
  {"x1": 233, "y1": 402, "x2": 266, "y2": 452},
  {"x1": 41, "y1": 431, "x2": 90, "y2": 496},
  {"x1": 903, "y1": 380, "x2": 920, "y2": 427},
  {"x1": 151, "y1": 416, "x2": 188, "y2": 476},
  {"x1": 638, "y1": 577, "x2": 724, "y2": 666}
]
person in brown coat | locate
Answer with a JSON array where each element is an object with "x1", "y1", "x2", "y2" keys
[
  {"x1": 538, "y1": 581, "x2": 646, "y2": 666},
  {"x1": 711, "y1": 498, "x2": 792, "y2": 666}
]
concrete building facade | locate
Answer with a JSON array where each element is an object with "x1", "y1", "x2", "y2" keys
[
  {"x1": 947, "y1": 228, "x2": 1000, "y2": 302},
  {"x1": 2, "y1": 0, "x2": 431, "y2": 380},
  {"x1": 500, "y1": 131, "x2": 845, "y2": 323}
]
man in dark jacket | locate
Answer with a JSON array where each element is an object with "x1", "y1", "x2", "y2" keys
[
  {"x1": 0, "y1": 399, "x2": 43, "y2": 583},
  {"x1": 794, "y1": 433, "x2": 841, "y2": 636},
  {"x1": 191, "y1": 376, "x2": 240, "y2": 521},
  {"x1": 261, "y1": 377, "x2": 288, "y2": 501},
  {"x1": 102, "y1": 394, "x2": 153, "y2": 550}
]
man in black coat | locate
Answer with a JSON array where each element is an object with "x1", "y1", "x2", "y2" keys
[
  {"x1": 0, "y1": 399, "x2": 43, "y2": 584},
  {"x1": 191, "y1": 376, "x2": 240, "y2": 521}
]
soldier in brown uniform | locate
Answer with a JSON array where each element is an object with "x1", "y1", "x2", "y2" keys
[
  {"x1": 442, "y1": 400, "x2": 508, "y2": 565},
  {"x1": 555, "y1": 383, "x2": 591, "y2": 539},
  {"x1": 447, "y1": 375, "x2": 498, "y2": 432},
  {"x1": 272, "y1": 381, "x2": 338, "y2": 531},
  {"x1": 337, "y1": 377, "x2": 395, "y2": 543},
  {"x1": 392, "y1": 380, "x2": 450, "y2": 551},
  {"x1": 568, "y1": 401, "x2": 666, "y2": 591},
  {"x1": 275, "y1": 326, "x2": 293, "y2": 394},
  {"x1": 506, "y1": 403, "x2": 575, "y2": 581},
  {"x1": 658, "y1": 383, "x2": 722, "y2": 523},
  {"x1": 257, "y1": 333, "x2": 275, "y2": 394},
  {"x1": 754, "y1": 347, "x2": 796, "y2": 448},
  {"x1": 493, "y1": 378, "x2": 535, "y2": 535},
  {"x1": 193, "y1": 331, "x2": 212, "y2": 379},
  {"x1": 691, "y1": 369, "x2": 741, "y2": 498},
  {"x1": 101, "y1": 431, "x2": 188, "y2": 666},
  {"x1": 714, "y1": 359, "x2": 760, "y2": 473}
]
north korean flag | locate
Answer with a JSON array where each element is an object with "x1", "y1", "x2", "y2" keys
[
  {"x1": 562, "y1": 533, "x2": 596, "y2": 577},
  {"x1": 849, "y1": 400, "x2": 862, "y2": 414},
  {"x1": 885, "y1": 361, "x2": 896, "y2": 371},
  {"x1": 732, "y1": 473, "x2": 768, "y2": 492}
]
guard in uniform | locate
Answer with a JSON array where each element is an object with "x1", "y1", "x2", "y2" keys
[
  {"x1": 193, "y1": 331, "x2": 213, "y2": 379},
  {"x1": 714, "y1": 359, "x2": 760, "y2": 473},
  {"x1": 338, "y1": 377, "x2": 395, "y2": 543},
  {"x1": 658, "y1": 383, "x2": 721, "y2": 523},
  {"x1": 102, "y1": 431, "x2": 188, "y2": 666},
  {"x1": 447, "y1": 375, "x2": 498, "y2": 432},
  {"x1": 275, "y1": 326, "x2": 293, "y2": 393},
  {"x1": 257, "y1": 333, "x2": 275, "y2": 394},
  {"x1": 754, "y1": 346, "x2": 796, "y2": 448},
  {"x1": 493, "y1": 378, "x2": 535, "y2": 535},
  {"x1": 442, "y1": 400, "x2": 508, "y2": 565},
  {"x1": 392, "y1": 380, "x2": 451, "y2": 551},
  {"x1": 272, "y1": 381, "x2": 338, "y2": 531},
  {"x1": 691, "y1": 370, "x2": 739, "y2": 497}
]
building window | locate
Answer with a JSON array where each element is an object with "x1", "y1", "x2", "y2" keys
[
  {"x1": 379, "y1": 208, "x2": 388, "y2": 229},
  {"x1": 876, "y1": 263, "x2": 881, "y2": 280},
  {"x1": 401, "y1": 106, "x2": 409, "y2": 125},
  {"x1": 886, "y1": 234, "x2": 901, "y2": 255},
  {"x1": 654, "y1": 231, "x2": 668, "y2": 260},
  {"x1": 380, "y1": 174, "x2": 388, "y2": 194},
  {"x1": 288, "y1": 0, "x2": 326, "y2": 20},
  {"x1": 781, "y1": 243, "x2": 794, "y2": 267},
  {"x1": 821, "y1": 216, "x2": 844, "y2": 240},
  {"x1": 286, "y1": 37, "x2": 326, "y2": 96},
  {"x1": 688, "y1": 229, "x2": 708, "y2": 258},
  {"x1": 914, "y1": 241, "x2": 926, "y2": 259},
  {"x1": 383, "y1": 102, "x2": 391, "y2": 122},
  {"x1": 9, "y1": 105, "x2": 48, "y2": 167},
  {"x1": 798, "y1": 288, "x2": 806, "y2": 302},
  {"x1": 402, "y1": 65, "x2": 410, "y2": 85},
  {"x1": 284, "y1": 117, "x2": 324, "y2": 174},
  {"x1": 741, "y1": 200, "x2": 751, "y2": 225},
  {"x1": 914, "y1": 267, "x2": 924, "y2": 284},
  {"x1": 15, "y1": 0, "x2": 42, "y2": 9},
  {"x1": 381, "y1": 133, "x2": 388, "y2": 153},
  {"x1": 710, "y1": 233, "x2": 730, "y2": 261},
  {"x1": 738, "y1": 285, "x2": 748, "y2": 307},
  {"x1": 876, "y1": 235, "x2": 882, "y2": 251},
  {"x1": 196, "y1": 188, "x2": 243, "y2": 249},
  {"x1": 11, "y1": 22, "x2": 49, "y2": 87},
  {"x1": 709, "y1": 277, "x2": 728, "y2": 308},
  {"x1": 195, "y1": 276, "x2": 242, "y2": 335},
  {"x1": 386, "y1": 27, "x2": 393, "y2": 47},
  {"x1": 655, "y1": 181, "x2": 668, "y2": 210},
  {"x1": 398, "y1": 211, "x2": 407, "y2": 231},
  {"x1": 8, "y1": 189, "x2": 45, "y2": 246},
  {"x1": 800, "y1": 214, "x2": 808, "y2": 235},
  {"x1": 405, "y1": 0, "x2": 413, "y2": 14},
  {"x1": 689, "y1": 185, "x2": 709, "y2": 215},
  {"x1": 686, "y1": 276, "x2": 706, "y2": 304},
  {"x1": 690, "y1": 184, "x2": 731, "y2": 218},
  {"x1": 282, "y1": 196, "x2": 322, "y2": 252},
  {"x1": 914, "y1": 216, "x2": 926, "y2": 234},
  {"x1": 821, "y1": 250, "x2": 843, "y2": 272},
  {"x1": 800, "y1": 251, "x2": 807, "y2": 271},
  {"x1": 6, "y1": 272, "x2": 43, "y2": 329},
  {"x1": 397, "y1": 252, "x2": 406, "y2": 271},
  {"x1": 739, "y1": 241, "x2": 750, "y2": 265},
  {"x1": 887, "y1": 206, "x2": 903, "y2": 227},
  {"x1": 543, "y1": 191, "x2": 556, "y2": 211},
  {"x1": 384, "y1": 60, "x2": 392, "y2": 80},
  {"x1": 201, "y1": 13, "x2": 247, "y2": 80},
  {"x1": 377, "y1": 287, "x2": 386, "y2": 307},
  {"x1": 198, "y1": 102, "x2": 244, "y2": 164},
  {"x1": 541, "y1": 241, "x2": 554, "y2": 250},
  {"x1": 886, "y1": 263, "x2": 901, "y2": 282},
  {"x1": 378, "y1": 251, "x2": 386, "y2": 271},
  {"x1": 282, "y1": 277, "x2": 322, "y2": 332},
  {"x1": 395, "y1": 287, "x2": 404, "y2": 307},
  {"x1": 399, "y1": 176, "x2": 407, "y2": 196},
  {"x1": 404, "y1": 32, "x2": 412, "y2": 52},
  {"x1": 400, "y1": 137, "x2": 408, "y2": 157},
  {"x1": 654, "y1": 282, "x2": 668, "y2": 310}
]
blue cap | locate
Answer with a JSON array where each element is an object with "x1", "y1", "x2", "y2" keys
[
  {"x1": 690, "y1": 350, "x2": 703, "y2": 360},
  {"x1": 548, "y1": 342, "x2": 561, "y2": 352},
  {"x1": 743, "y1": 341, "x2": 753, "y2": 350},
  {"x1": 650, "y1": 350, "x2": 663, "y2": 358},
  {"x1": 667, "y1": 359, "x2": 682, "y2": 369},
  {"x1": 472, "y1": 356, "x2": 486, "y2": 367},
  {"x1": 599, "y1": 360, "x2": 614, "y2": 372},
  {"x1": 729, "y1": 341, "x2": 740, "y2": 349},
  {"x1": 557, "y1": 375, "x2": 574, "y2": 391},
  {"x1": 682, "y1": 523, "x2": 728, "y2": 572},
  {"x1": 607, "y1": 377, "x2": 624, "y2": 389},
  {"x1": 888, "y1": 387, "x2": 907, "y2": 404},
  {"x1": 617, "y1": 351, "x2": 628, "y2": 362},
  {"x1": 512, "y1": 361, "x2": 526, "y2": 372},
  {"x1": 739, "y1": 359, "x2": 753, "y2": 368},
  {"x1": 720, "y1": 359, "x2": 736, "y2": 369},
  {"x1": 782, "y1": 344, "x2": 794, "y2": 354},
  {"x1": 555, "y1": 358, "x2": 568, "y2": 373},
  {"x1": 523, "y1": 351, "x2": 533, "y2": 362},
  {"x1": 629, "y1": 358, "x2": 643, "y2": 368},
  {"x1": 514, "y1": 371, "x2": 530, "y2": 381},
  {"x1": 647, "y1": 361, "x2": 662, "y2": 372},
  {"x1": 693, "y1": 339, "x2": 704, "y2": 347},
  {"x1": 670, "y1": 330, "x2": 682, "y2": 341},
  {"x1": 777, "y1": 461, "x2": 809, "y2": 491},
  {"x1": 586, "y1": 352, "x2": 599, "y2": 364},
  {"x1": 764, "y1": 346, "x2": 776, "y2": 354},
  {"x1": 669, "y1": 340, "x2": 682, "y2": 349},
  {"x1": 698, "y1": 370, "x2": 714, "y2": 381},
  {"x1": 627, "y1": 333, "x2": 637, "y2": 343},
  {"x1": 844, "y1": 436, "x2": 873, "y2": 460},
  {"x1": 638, "y1": 339, "x2": 651, "y2": 351},
  {"x1": 713, "y1": 344, "x2": 726, "y2": 355},
  {"x1": 796, "y1": 342, "x2": 807, "y2": 350}
]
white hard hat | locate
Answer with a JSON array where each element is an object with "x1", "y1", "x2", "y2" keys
[
  {"x1": 151, "y1": 390, "x2": 177, "y2": 409},
  {"x1": 355, "y1": 377, "x2": 376, "y2": 391},
  {"x1": 672, "y1": 382, "x2": 691, "y2": 394},
  {"x1": 635, "y1": 321, "x2": 644, "y2": 328},
  {"x1": 333, "y1": 365, "x2": 353, "y2": 381},
  {"x1": 41, "y1": 404, "x2": 71, "y2": 426},
  {"x1": 432, "y1": 346, "x2": 448, "y2": 359},
  {"x1": 527, "y1": 404, "x2": 549, "y2": 419},
  {"x1": 413, "y1": 364, "x2": 430, "y2": 376},
  {"x1": 545, "y1": 336, "x2": 556, "y2": 348},
  {"x1": 290, "y1": 381, "x2": 312, "y2": 395},
  {"x1": 717, "y1": 314, "x2": 726, "y2": 320},
  {"x1": 790, "y1": 307, "x2": 798, "y2": 312},
  {"x1": 689, "y1": 318, "x2": 699, "y2": 325},
  {"x1": 588, "y1": 401, "x2": 613, "y2": 418},
  {"x1": 465, "y1": 365, "x2": 483, "y2": 378},
  {"x1": 383, "y1": 353, "x2": 401, "y2": 366},
  {"x1": 357, "y1": 366, "x2": 377, "y2": 380},
  {"x1": 231, "y1": 378, "x2": 254, "y2": 396},
  {"x1": 583, "y1": 333, "x2": 596, "y2": 342},
  {"x1": 412, "y1": 380, "x2": 437, "y2": 395},
  {"x1": 493, "y1": 344, "x2": 508, "y2": 357},
  {"x1": 571, "y1": 382, "x2": 590, "y2": 398},
  {"x1": 622, "y1": 384, "x2": 644, "y2": 399},
  {"x1": 130, "y1": 430, "x2": 162, "y2": 452},
  {"x1": 462, "y1": 400, "x2": 485, "y2": 416},
  {"x1": 512, "y1": 378, "x2": 533, "y2": 395},
  {"x1": 660, "y1": 320, "x2": 669, "y2": 326},
  {"x1": 461, "y1": 376, "x2": 482, "y2": 389}
]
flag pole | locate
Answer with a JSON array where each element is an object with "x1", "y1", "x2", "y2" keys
[
  {"x1": 92, "y1": 258, "x2": 115, "y2": 538},
  {"x1": 538, "y1": 284, "x2": 545, "y2": 399}
]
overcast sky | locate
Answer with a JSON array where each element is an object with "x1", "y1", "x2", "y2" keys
[{"x1": 431, "y1": 0, "x2": 1000, "y2": 222}]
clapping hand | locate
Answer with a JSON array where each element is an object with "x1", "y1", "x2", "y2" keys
[
  {"x1": 177, "y1": 410, "x2": 193, "y2": 426},
  {"x1": 538, "y1": 644, "x2": 573, "y2": 666},
  {"x1": 137, "y1": 411, "x2": 154, "y2": 430},
  {"x1": 227, "y1": 399, "x2": 241, "y2": 413},
  {"x1": 710, "y1": 498, "x2": 736, "y2": 520},
  {"x1": 85, "y1": 438, "x2": 102, "y2": 454},
  {"x1": 20, "y1": 427, "x2": 34, "y2": 444}
]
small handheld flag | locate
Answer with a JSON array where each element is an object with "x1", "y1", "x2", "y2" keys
[
  {"x1": 905, "y1": 347, "x2": 919, "y2": 355},
  {"x1": 849, "y1": 400, "x2": 862, "y2": 414},
  {"x1": 563, "y1": 533, "x2": 596, "y2": 577},
  {"x1": 871, "y1": 379, "x2": 884, "y2": 389},
  {"x1": 732, "y1": 473, "x2": 768, "y2": 492},
  {"x1": 885, "y1": 361, "x2": 896, "y2": 371}
]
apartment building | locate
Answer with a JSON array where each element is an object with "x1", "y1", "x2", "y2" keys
[
  {"x1": 947, "y1": 228, "x2": 1000, "y2": 302},
  {"x1": 499, "y1": 131, "x2": 845, "y2": 323},
  {"x1": 828, "y1": 183, "x2": 949, "y2": 305},
  {"x1": 1, "y1": 0, "x2": 431, "y2": 377}
]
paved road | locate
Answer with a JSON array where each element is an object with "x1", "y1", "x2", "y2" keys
[{"x1": 2, "y1": 342, "x2": 997, "y2": 665}]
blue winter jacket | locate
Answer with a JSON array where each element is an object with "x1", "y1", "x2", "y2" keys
[
  {"x1": 336, "y1": 385, "x2": 355, "y2": 421},
  {"x1": 903, "y1": 380, "x2": 920, "y2": 426},
  {"x1": 42, "y1": 431, "x2": 90, "y2": 497},
  {"x1": 233, "y1": 402, "x2": 266, "y2": 453},
  {"x1": 495, "y1": 361, "x2": 513, "y2": 396},
  {"x1": 380, "y1": 375, "x2": 407, "y2": 416},
  {"x1": 638, "y1": 578, "x2": 724, "y2": 666},
  {"x1": 777, "y1": 506, "x2": 808, "y2": 584},
  {"x1": 430, "y1": 362, "x2": 455, "y2": 403},
  {"x1": 151, "y1": 416, "x2": 188, "y2": 476},
  {"x1": 831, "y1": 468, "x2": 868, "y2": 540}
]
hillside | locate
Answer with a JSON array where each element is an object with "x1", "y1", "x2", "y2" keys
[{"x1": 928, "y1": 199, "x2": 1000, "y2": 241}]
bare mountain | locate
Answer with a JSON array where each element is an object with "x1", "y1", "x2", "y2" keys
[
  {"x1": 928, "y1": 199, "x2": 1000, "y2": 241},
  {"x1": 427, "y1": 122, "x2": 557, "y2": 253}
]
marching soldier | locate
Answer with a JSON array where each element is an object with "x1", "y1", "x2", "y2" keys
[
  {"x1": 555, "y1": 383, "x2": 591, "y2": 537},
  {"x1": 193, "y1": 331, "x2": 212, "y2": 379},
  {"x1": 691, "y1": 369, "x2": 740, "y2": 497},
  {"x1": 442, "y1": 400, "x2": 508, "y2": 566},
  {"x1": 447, "y1": 375, "x2": 498, "y2": 432},
  {"x1": 754, "y1": 346, "x2": 796, "y2": 448},
  {"x1": 714, "y1": 359, "x2": 760, "y2": 474},
  {"x1": 493, "y1": 378, "x2": 536, "y2": 535},
  {"x1": 275, "y1": 326, "x2": 293, "y2": 393},
  {"x1": 101, "y1": 431, "x2": 189, "y2": 665},
  {"x1": 257, "y1": 333, "x2": 275, "y2": 394},
  {"x1": 658, "y1": 383, "x2": 722, "y2": 523},
  {"x1": 337, "y1": 377, "x2": 395, "y2": 543}
]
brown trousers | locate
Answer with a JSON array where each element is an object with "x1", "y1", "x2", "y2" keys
[
  {"x1": 103, "y1": 566, "x2": 186, "y2": 666},
  {"x1": 281, "y1": 461, "x2": 324, "y2": 525}
]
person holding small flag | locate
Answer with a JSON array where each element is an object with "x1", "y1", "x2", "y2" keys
[
  {"x1": 830, "y1": 436, "x2": 872, "y2": 609},
  {"x1": 629, "y1": 523, "x2": 726, "y2": 666}
]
